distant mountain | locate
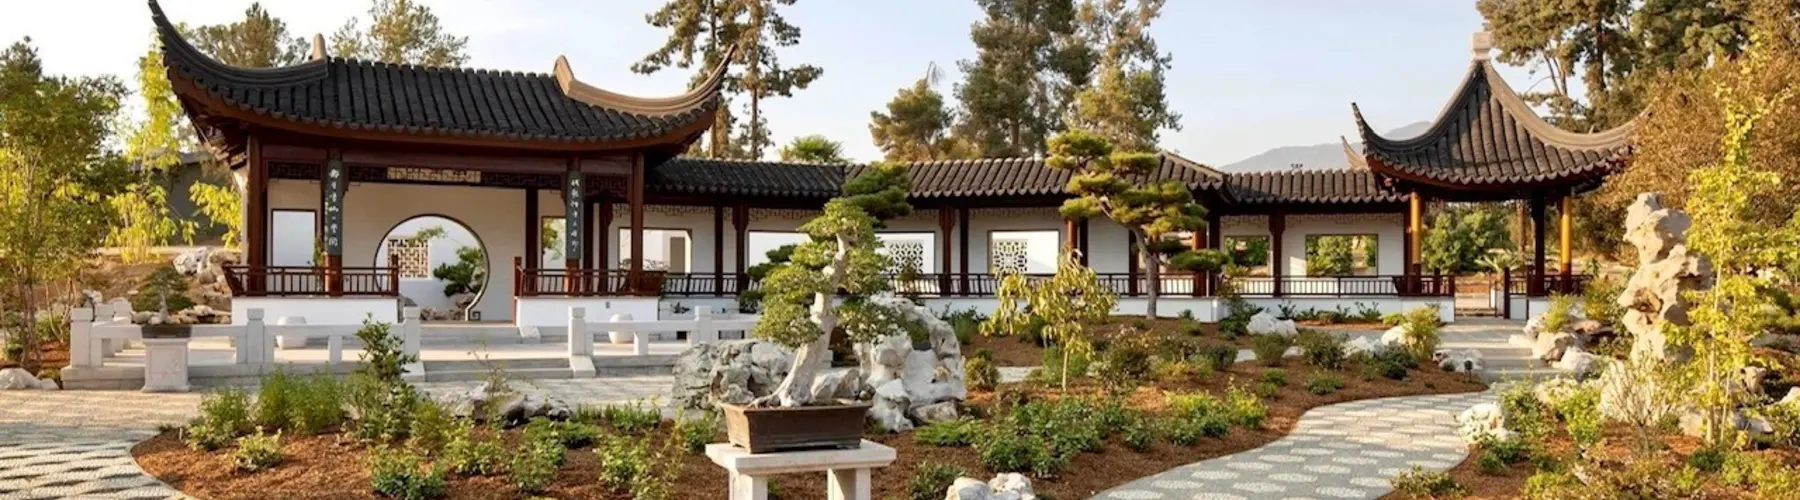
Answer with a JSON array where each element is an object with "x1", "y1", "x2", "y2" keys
[{"x1": 1219, "y1": 122, "x2": 1432, "y2": 172}]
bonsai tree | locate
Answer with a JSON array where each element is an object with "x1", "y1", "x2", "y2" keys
[
  {"x1": 751, "y1": 199, "x2": 912, "y2": 407},
  {"x1": 431, "y1": 246, "x2": 485, "y2": 297},
  {"x1": 1047, "y1": 130, "x2": 1223, "y2": 319},
  {"x1": 983, "y1": 254, "x2": 1118, "y2": 388}
]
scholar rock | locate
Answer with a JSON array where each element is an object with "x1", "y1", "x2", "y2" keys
[
  {"x1": 1680, "y1": 409, "x2": 1770, "y2": 438},
  {"x1": 1533, "y1": 332, "x2": 1579, "y2": 364},
  {"x1": 809, "y1": 368, "x2": 864, "y2": 403},
  {"x1": 869, "y1": 379, "x2": 913, "y2": 432},
  {"x1": 1554, "y1": 349, "x2": 1601, "y2": 379},
  {"x1": 1247, "y1": 311, "x2": 1299, "y2": 337},
  {"x1": 910, "y1": 401, "x2": 960, "y2": 425},
  {"x1": 1346, "y1": 334, "x2": 1398, "y2": 357},
  {"x1": 1433, "y1": 348, "x2": 1484, "y2": 373},
  {"x1": 855, "y1": 294, "x2": 967, "y2": 432},
  {"x1": 670, "y1": 340, "x2": 793, "y2": 409},
  {"x1": 1455, "y1": 402, "x2": 1509, "y2": 443},
  {"x1": 943, "y1": 473, "x2": 1036, "y2": 500},
  {"x1": 0, "y1": 368, "x2": 57, "y2": 390},
  {"x1": 1616, "y1": 193, "x2": 1709, "y2": 364}
]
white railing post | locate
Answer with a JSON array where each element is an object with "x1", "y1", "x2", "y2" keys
[
  {"x1": 400, "y1": 307, "x2": 424, "y2": 381},
  {"x1": 327, "y1": 330, "x2": 344, "y2": 365},
  {"x1": 70, "y1": 308, "x2": 97, "y2": 368},
  {"x1": 692, "y1": 306, "x2": 715, "y2": 345},
  {"x1": 568, "y1": 307, "x2": 591, "y2": 357},
  {"x1": 246, "y1": 308, "x2": 269, "y2": 367}
]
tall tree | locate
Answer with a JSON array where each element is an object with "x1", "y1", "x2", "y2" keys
[
  {"x1": 331, "y1": 0, "x2": 470, "y2": 67},
  {"x1": 954, "y1": 0, "x2": 1089, "y2": 157},
  {"x1": 1048, "y1": 129, "x2": 1221, "y2": 319},
  {"x1": 778, "y1": 134, "x2": 845, "y2": 163},
  {"x1": 189, "y1": 3, "x2": 309, "y2": 68},
  {"x1": 635, "y1": 0, "x2": 821, "y2": 159},
  {"x1": 111, "y1": 42, "x2": 197, "y2": 261},
  {"x1": 1067, "y1": 0, "x2": 1180, "y2": 152},
  {"x1": 869, "y1": 64, "x2": 966, "y2": 161},
  {"x1": 0, "y1": 40, "x2": 128, "y2": 369}
]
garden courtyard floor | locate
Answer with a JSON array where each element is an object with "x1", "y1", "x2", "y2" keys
[{"x1": 1, "y1": 319, "x2": 1534, "y2": 500}]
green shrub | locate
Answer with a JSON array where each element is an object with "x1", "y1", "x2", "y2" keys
[
  {"x1": 508, "y1": 432, "x2": 564, "y2": 494},
  {"x1": 1249, "y1": 334, "x2": 1292, "y2": 366},
  {"x1": 405, "y1": 399, "x2": 456, "y2": 455},
  {"x1": 965, "y1": 355, "x2": 998, "y2": 391},
  {"x1": 289, "y1": 375, "x2": 346, "y2": 434},
  {"x1": 1151, "y1": 357, "x2": 1203, "y2": 383},
  {"x1": 368, "y1": 446, "x2": 446, "y2": 500},
  {"x1": 597, "y1": 435, "x2": 651, "y2": 490},
  {"x1": 253, "y1": 370, "x2": 300, "y2": 431},
  {"x1": 1499, "y1": 383, "x2": 1555, "y2": 442},
  {"x1": 1193, "y1": 344, "x2": 1237, "y2": 371},
  {"x1": 1720, "y1": 452, "x2": 1800, "y2": 495},
  {"x1": 675, "y1": 411, "x2": 720, "y2": 454},
  {"x1": 1361, "y1": 349, "x2": 1416, "y2": 380},
  {"x1": 601, "y1": 402, "x2": 662, "y2": 435},
  {"x1": 1477, "y1": 449, "x2": 1508, "y2": 474},
  {"x1": 523, "y1": 418, "x2": 603, "y2": 449},
  {"x1": 1129, "y1": 318, "x2": 1149, "y2": 330},
  {"x1": 1551, "y1": 385, "x2": 1603, "y2": 449},
  {"x1": 1542, "y1": 294, "x2": 1576, "y2": 335},
  {"x1": 951, "y1": 316, "x2": 978, "y2": 345},
  {"x1": 185, "y1": 387, "x2": 253, "y2": 451},
  {"x1": 1253, "y1": 381, "x2": 1281, "y2": 399},
  {"x1": 233, "y1": 428, "x2": 283, "y2": 472},
  {"x1": 916, "y1": 419, "x2": 983, "y2": 447},
  {"x1": 1178, "y1": 309, "x2": 1195, "y2": 321},
  {"x1": 1390, "y1": 465, "x2": 1463, "y2": 498},
  {"x1": 1179, "y1": 319, "x2": 1204, "y2": 336},
  {"x1": 975, "y1": 428, "x2": 1058, "y2": 475},
  {"x1": 1161, "y1": 412, "x2": 1229, "y2": 445},
  {"x1": 132, "y1": 265, "x2": 196, "y2": 313},
  {"x1": 1295, "y1": 330, "x2": 1347, "y2": 369},
  {"x1": 1122, "y1": 413, "x2": 1156, "y2": 450},
  {"x1": 1260, "y1": 369, "x2": 1287, "y2": 386},
  {"x1": 353, "y1": 316, "x2": 417, "y2": 384},
  {"x1": 1306, "y1": 373, "x2": 1345, "y2": 395},
  {"x1": 1095, "y1": 337, "x2": 1154, "y2": 390},
  {"x1": 441, "y1": 420, "x2": 503, "y2": 476},
  {"x1": 1224, "y1": 385, "x2": 1268, "y2": 428},
  {"x1": 1522, "y1": 469, "x2": 1581, "y2": 499},
  {"x1": 907, "y1": 462, "x2": 966, "y2": 500},
  {"x1": 347, "y1": 373, "x2": 422, "y2": 442},
  {"x1": 1041, "y1": 346, "x2": 1092, "y2": 379},
  {"x1": 1687, "y1": 446, "x2": 1728, "y2": 473},
  {"x1": 1399, "y1": 306, "x2": 1443, "y2": 361}
]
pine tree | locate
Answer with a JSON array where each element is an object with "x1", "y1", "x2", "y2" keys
[
  {"x1": 953, "y1": 0, "x2": 1089, "y2": 157},
  {"x1": 1048, "y1": 129, "x2": 1221, "y2": 319},
  {"x1": 635, "y1": 0, "x2": 821, "y2": 159},
  {"x1": 869, "y1": 65, "x2": 964, "y2": 161},
  {"x1": 1067, "y1": 0, "x2": 1180, "y2": 152},
  {"x1": 189, "y1": 3, "x2": 309, "y2": 68},
  {"x1": 331, "y1": 0, "x2": 470, "y2": 67}
]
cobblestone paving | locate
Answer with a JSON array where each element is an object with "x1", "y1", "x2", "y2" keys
[
  {"x1": 1095, "y1": 391, "x2": 1493, "y2": 500},
  {"x1": 0, "y1": 376, "x2": 674, "y2": 500}
]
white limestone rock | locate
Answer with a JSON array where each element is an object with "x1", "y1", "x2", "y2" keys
[
  {"x1": 1456, "y1": 402, "x2": 1510, "y2": 443},
  {"x1": 1346, "y1": 335, "x2": 1398, "y2": 357},
  {"x1": 1523, "y1": 315, "x2": 1546, "y2": 338},
  {"x1": 0, "y1": 368, "x2": 57, "y2": 390},
  {"x1": 1599, "y1": 358, "x2": 1679, "y2": 427},
  {"x1": 1433, "y1": 348, "x2": 1484, "y2": 373},
  {"x1": 943, "y1": 474, "x2": 1036, "y2": 500},
  {"x1": 910, "y1": 401, "x2": 960, "y2": 425},
  {"x1": 946, "y1": 478, "x2": 992, "y2": 500},
  {"x1": 1781, "y1": 388, "x2": 1800, "y2": 406},
  {"x1": 855, "y1": 293, "x2": 967, "y2": 432},
  {"x1": 1680, "y1": 409, "x2": 1771, "y2": 438},
  {"x1": 1533, "y1": 332, "x2": 1579, "y2": 364},
  {"x1": 987, "y1": 473, "x2": 1035, "y2": 498},
  {"x1": 670, "y1": 340, "x2": 793, "y2": 410},
  {"x1": 1248, "y1": 311, "x2": 1298, "y2": 337},
  {"x1": 870, "y1": 379, "x2": 913, "y2": 432},
  {"x1": 1554, "y1": 349, "x2": 1601, "y2": 379},
  {"x1": 1533, "y1": 378, "x2": 1586, "y2": 408},
  {"x1": 1617, "y1": 193, "x2": 1709, "y2": 364},
  {"x1": 809, "y1": 368, "x2": 864, "y2": 403}
]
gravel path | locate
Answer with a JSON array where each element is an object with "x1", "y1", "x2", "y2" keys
[{"x1": 1094, "y1": 391, "x2": 1492, "y2": 500}]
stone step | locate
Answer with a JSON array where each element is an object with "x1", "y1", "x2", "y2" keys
[
  {"x1": 422, "y1": 367, "x2": 573, "y2": 383},
  {"x1": 424, "y1": 357, "x2": 571, "y2": 372},
  {"x1": 1480, "y1": 367, "x2": 1574, "y2": 383}
]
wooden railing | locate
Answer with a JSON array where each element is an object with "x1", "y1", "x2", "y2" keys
[
  {"x1": 1503, "y1": 267, "x2": 1592, "y2": 297},
  {"x1": 222, "y1": 264, "x2": 401, "y2": 297}
]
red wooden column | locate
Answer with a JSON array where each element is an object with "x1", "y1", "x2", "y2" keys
[
  {"x1": 246, "y1": 136, "x2": 268, "y2": 295},
  {"x1": 713, "y1": 205, "x2": 726, "y2": 295},
  {"x1": 1063, "y1": 218, "x2": 1079, "y2": 255},
  {"x1": 958, "y1": 208, "x2": 971, "y2": 296},
  {"x1": 1204, "y1": 211, "x2": 1222, "y2": 296},
  {"x1": 595, "y1": 198, "x2": 612, "y2": 293},
  {"x1": 562, "y1": 160, "x2": 583, "y2": 295},
  {"x1": 582, "y1": 195, "x2": 597, "y2": 292},
  {"x1": 1077, "y1": 218, "x2": 1090, "y2": 266},
  {"x1": 1270, "y1": 213, "x2": 1286, "y2": 297},
  {"x1": 321, "y1": 147, "x2": 345, "y2": 296},
  {"x1": 1559, "y1": 195, "x2": 1573, "y2": 285},
  {"x1": 733, "y1": 204, "x2": 749, "y2": 293},
  {"x1": 1188, "y1": 230, "x2": 1203, "y2": 297},
  {"x1": 524, "y1": 188, "x2": 540, "y2": 272},
  {"x1": 627, "y1": 154, "x2": 647, "y2": 294},
  {"x1": 938, "y1": 209, "x2": 955, "y2": 295},
  {"x1": 1127, "y1": 237, "x2": 1140, "y2": 296},
  {"x1": 1530, "y1": 194, "x2": 1548, "y2": 295}
]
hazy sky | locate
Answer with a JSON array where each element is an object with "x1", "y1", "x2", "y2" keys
[{"x1": 2, "y1": 0, "x2": 1548, "y2": 166}]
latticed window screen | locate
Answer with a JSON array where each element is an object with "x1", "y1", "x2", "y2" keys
[
  {"x1": 385, "y1": 238, "x2": 431, "y2": 278},
  {"x1": 885, "y1": 241, "x2": 926, "y2": 273},
  {"x1": 991, "y1": 239, "x2": 1030, "y2": 274}
]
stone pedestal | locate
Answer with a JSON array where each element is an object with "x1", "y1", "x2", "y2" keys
[
  {"x1": 705, "y1": 440, "x2": 895, "y2": 500},
  {"x1": 141, "y1": 338, "x2": 191, "y2": 393}
]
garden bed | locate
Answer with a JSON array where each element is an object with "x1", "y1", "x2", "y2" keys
[
  {"x1": 964, "y1": 316, "x2": 1253, "y2": 367},
  {"x1": 135, "y1": 355, "x2": 1486, "y2": 500}
]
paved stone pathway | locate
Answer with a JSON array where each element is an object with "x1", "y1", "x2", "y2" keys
[
  {"x1": 1095, "y1": 391, "x2": 1492, "y2": 500},
  {"x1": 0, "y1": 376, "x2": 674, "y2": 500}
]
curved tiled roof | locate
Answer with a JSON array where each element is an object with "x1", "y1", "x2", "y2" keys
[
  {"x1": 651, "y1": 153, "x2": 1226, "y2": 200},
  {"x1": 149, "y1": 0, "x2": 723, "y2": 146},
  {"x1": 1224, "y1": 169, "x2": 1403, "y2": 205},
  {"x1": 1353, "y1": 60, "x2": 1634, "y2": 190}
]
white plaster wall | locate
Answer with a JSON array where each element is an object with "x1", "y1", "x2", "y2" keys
[
  {"x1": 374, "y1": 216, "x2": 481, "y2": 311},
  {"x1": 1221, "y1": 213, "x2": 1404, "y2": 277},
  {"x1": 269, "y1": 179, "x2": 569, "y2": 322},
  {"x1": 514, "y1": 297, "x2": 659, "y2": 328},
  {"x1": 270, "y1": 210, "x2": 315, "y2": 266},
  {"x1": 921, "y1": 297, "x2": 1220, "y2": 321},
  {"x1": 1245, "y1": 297, "x2": 1456, "y2": 323},
  {"x1": 230, "y1": 297, "x2": 398, "y2": 325},
  {"x1": 965, "y1": 208, "x2": 1073, "y2": 274}
]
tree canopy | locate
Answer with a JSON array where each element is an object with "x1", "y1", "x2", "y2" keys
[
  {"x1": 869, "y1": 70, "x2": 966, "y2": 161},
  {"x1": 1066, "y1": 0, "x2": 1180, "y2": 152},
  {"x1": 189, "y1": 2, "x2": 309, "y2": 68},
  {"x1": 953, "y1": 0, "x2": 1088, "y2": 157},
  {"x1": 778, "y1": 134, "x2": 846, "y2": 163},
  {"x1": 635, "y1": 0, "x2": 822, "y2": 159},
  {"x1": 331, "y1": 0, "x2": 470, "y2": 67}
]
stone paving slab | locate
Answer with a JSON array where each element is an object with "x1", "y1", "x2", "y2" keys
[{"x1": 1095, "y1": 391, "x2": 1493, "y2": 500}]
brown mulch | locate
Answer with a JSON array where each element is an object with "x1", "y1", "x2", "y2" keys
[
  {"x1": 136, "y1": 358, "x2": 1488, "y2": 500},
  {"x1": 966, "y1": 316, "x2": 1250, "y2": 367}
]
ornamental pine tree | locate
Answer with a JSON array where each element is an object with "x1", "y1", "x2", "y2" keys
[{"x1": 1047, "y1": 129, "x2": 1223, "y2": 319}]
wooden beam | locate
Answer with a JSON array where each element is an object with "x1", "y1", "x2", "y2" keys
[
  {"x1": 1531, "y1": 194, "x2": 1548, "y2": 295},
  {"x1": 524, "y1": 189, "x2": 540, "y2": 272},
  {"x1": 1127, "y1": 236, "x2": 1140, "y2": 296},
  {"x1": 628, "y1": 154, "x2": 647, "y2": 292},
  {"x1": 1270, "y1": 213, "x2": 1286, "y2": 297},
  {"x1": 1205, "y1": 211, "x2": 1222, "y2": 296},
  {"x1": 1078, "y1": 218, "x2": 1090, "y2": 266},
  {"x1": 733, "y1": 203, "x2": 749, "y2": 293},
  {"x1": 247, "y1": 135, "x2": 268, "y2": 295},
  {"x1": 713, "y1": 205, "x2": 725, "y2": 295},
  {"x1": 1408, "y1": 192, "x2": 1423, "y2": 275},
  {"x1": 322, "y1": 147, "x2": 344, "y2": 296},
  {"x1": 1560, "y1": 195, "x2": 1573, "y2": 277},
  {"x1": 939, "y1": 209, "x2": 955, "y2": 295},
  {"x1": 958, "y1": 208, "x2": 971, "y2": 296}
]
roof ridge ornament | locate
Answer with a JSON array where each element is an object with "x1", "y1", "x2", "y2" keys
[
  {"x1": 1472, "y1": 25, "x2": 1495, "y2": 62},
  {"x1": 552, "y1": 47, "x2": 734, "y2": 117},
  {"x1": 310, "y1": 34, "x2": 327, "y2": 61}
]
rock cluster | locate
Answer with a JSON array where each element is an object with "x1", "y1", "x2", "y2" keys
[
  {"x1": 945, "y1": 473, "x2": 1035, "y2": 500},
  {"x1": 670, "y1": 340, "x2": 794, "y2": 410},
  {"x1": 1433, "y1": 348, "x2": 1484, "y2": 373},
  {"x1": 172, "y1": 247, "x2": 240, "y2": 311},
  {"x1": 0, "y1": 368, "x2": 59, "y2": 390},
  {"x1": 446, "y1": 381, "x2": 572, "y2": 426},
  {"x1": 1247, "y1": 311, "x2": 1298, "y2": 337},
  {"x1": 1616, "y1": 193, "x2": 1709, "y2": 363},
  {"x1": 1455, "y1": 402, "x2": 1508, "y2": 443},
  {"x1": 857, "y1": 294, "x2": 967, "y2": 432}
]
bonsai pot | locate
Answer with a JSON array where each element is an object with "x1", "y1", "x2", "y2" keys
[
  {"x1": 720, "y1": 402, "x2": 870, "y2": 454},
  {"x1": 141, "y1": 324, "x2": 193, "y2": 339}
]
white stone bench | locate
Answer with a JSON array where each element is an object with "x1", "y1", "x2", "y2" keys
[{"x1": 704, "y1": 440, "x2": 896, "y2": 500}]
